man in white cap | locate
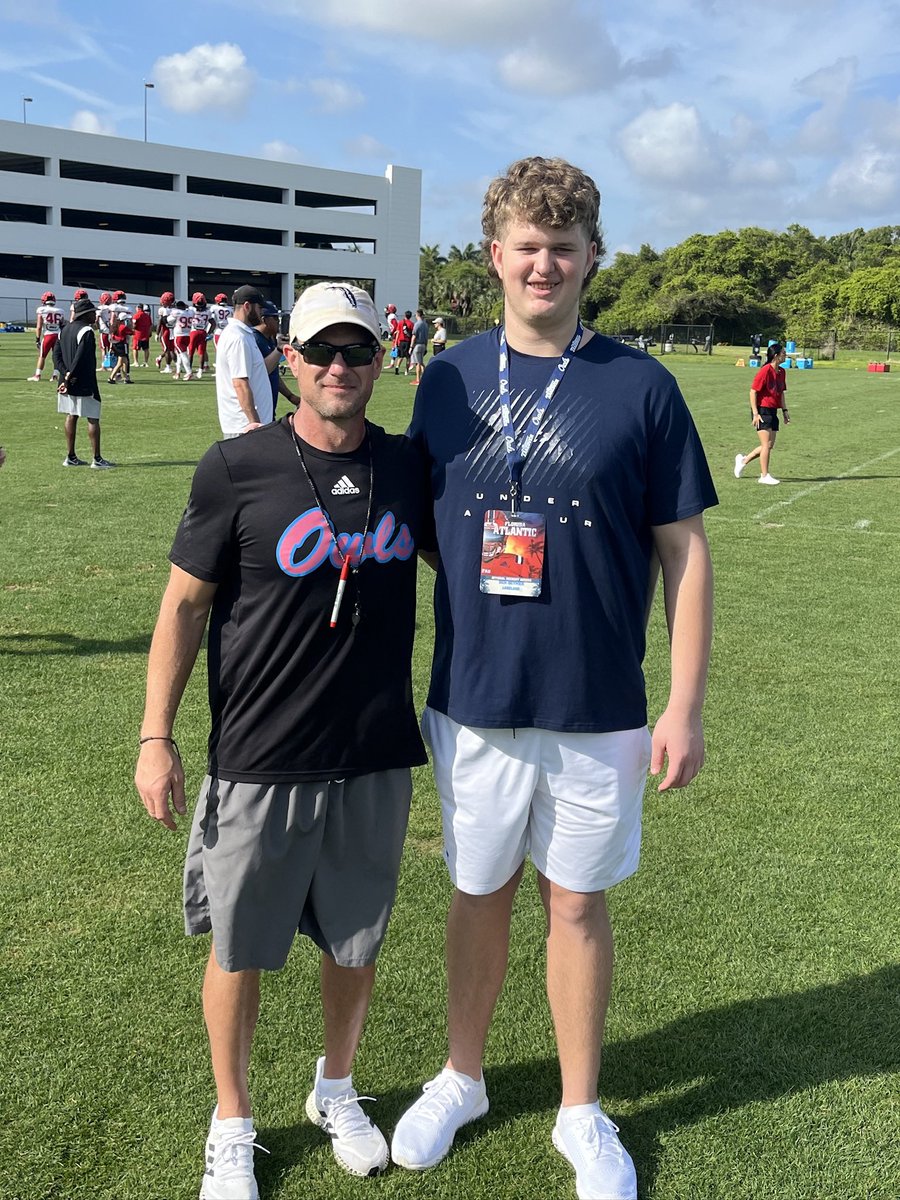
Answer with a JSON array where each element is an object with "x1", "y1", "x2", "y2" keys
[{"x1": 135, "y1": 281, "x2": 432, "y2": 1200}]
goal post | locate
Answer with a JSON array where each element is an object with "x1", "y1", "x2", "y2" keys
[{"x1": 658, "y1": 322, "x2": 715, "y2": 355}]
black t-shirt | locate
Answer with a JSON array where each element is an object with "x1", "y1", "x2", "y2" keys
[{"x1": 170, "y1": 417, "x2": 431, "y2": 782}]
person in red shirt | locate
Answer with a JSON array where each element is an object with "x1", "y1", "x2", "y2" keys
[
  {"x1": 132, "y1": 304, "x2": 153, "y2": 367},
  {"x1": 392, "y1": 310, "x2": 413, "y2": 375},
  {"x1": 734, "y1": 341, "x2": 791, "y2": 485}
]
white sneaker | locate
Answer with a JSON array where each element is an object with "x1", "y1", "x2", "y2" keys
[
  {"x1": 734, "y1": 452, "x2": 745, "y2": 478},
  {"x1": 184, "y1": 372, "x2": 193, "y2": 381},
  {"x1": 758, "y1": 473, "x2": 780, "y2": 485},
  {"x1": 391, "y1": 1068, "x2": 488, "y2": 1170},
  {"x1": 304, "y1": 1056, "x2": 388, "y2": 1177},
  {"x1": 27, "y1": 374, "x2": 41, "y2": 382},
  {"x1": 200, "y1": 1106, "x2": 268, "y2": 1200},
  {"x1": 552, "y1": 1105, "x2": 637, "y2": 1200},
  {"x1": 90, "y1": 457, "x2": 116, "y2": 469},
  {"x1": 197, "y1": 369, "x2": 204, "y2": 379}
]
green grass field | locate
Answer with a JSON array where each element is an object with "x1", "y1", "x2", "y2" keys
[{"x1": 1, "y1": 333, "x2": 898, "y2": 1200}]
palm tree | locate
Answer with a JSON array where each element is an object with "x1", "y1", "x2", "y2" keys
[{"x1": 448, "y1": 242, "x2": 481, "y2": 263}]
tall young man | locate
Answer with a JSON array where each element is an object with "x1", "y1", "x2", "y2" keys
[
  {"x1": 56, "y1": 297, "x2": 114, "y2": 468},
  {"x1": 392, "y1": 157, "x2": 717, "y2": 1200},
  {"x1": 135, "y1": 282, "x2": 431, "y2": 1200}
]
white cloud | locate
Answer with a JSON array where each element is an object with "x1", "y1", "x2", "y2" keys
[
  {"x1": 261, "y1": 139, "x2": 309, "y2": 163},
  {"x1": 153, "y1": 43, "x2": 253, "y2": 114},
  {"x1": 307, "y1": 77, "x2": 364, "y2": 113},
  {"x1": 498, "y1": 33, "x2": 618, "y2": 97},
  {"x1": 823, "y1": 146, "x2": 900, "y2": 214},
  {"x1": 344, "y1": 134, "x2": 392, "y2": 159},
  {"x1": 619, "y1": 102, "x2": 720, "y2": 187},
  {"x1": 70, "y1": 109, "x2": 116, "y2": 135}
]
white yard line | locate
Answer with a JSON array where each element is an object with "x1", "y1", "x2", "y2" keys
[
  {"x1": 705, "y1": 514, "x2": 900, "y2": 538},
  {"x1": 752, "y1": 447, "x2": 900, "y2": 520}
]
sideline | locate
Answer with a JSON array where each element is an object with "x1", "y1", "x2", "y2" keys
[{"x1": 752, "y1": 447, "x2": 900, "y2": 520}]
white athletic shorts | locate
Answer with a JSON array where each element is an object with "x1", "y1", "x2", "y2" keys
[
  {"x1": 422, "y1": 706, "x2": 651, "y2": 895},
  {"x1": 57, "y1": 393, "x2": 101, "y2": 419}
]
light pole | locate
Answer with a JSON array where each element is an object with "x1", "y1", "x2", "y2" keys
[
  {"x1": 22, "y1": 97, "x2": 32, "y2": 124},
  {"x1": 143, "y1": 82, "x2": 154, "y2": 142}
]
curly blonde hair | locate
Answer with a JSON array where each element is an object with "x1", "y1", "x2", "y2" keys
[{"x1": 481, "y1": 156, "x2": 604, "y2": 286}]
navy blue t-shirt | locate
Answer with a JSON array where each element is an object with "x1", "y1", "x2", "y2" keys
[{"x1": 409, "y1": 328, "x2": 718, "y2": 733}]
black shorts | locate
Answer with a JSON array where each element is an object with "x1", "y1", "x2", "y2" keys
[
  {"x1": 111, "y1": 341, "x2": 129, "y2": 359},
  {"x1": 395, "y1": 342, "x2": 410, "y2": 360},
  {"x1": 755, "y1": 407, "x2": 779, "y2": 431}
]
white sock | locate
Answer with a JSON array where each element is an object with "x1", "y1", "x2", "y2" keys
[
  {"x1": 318, "y1": 1072, "x2": 353, "y2": 1098},
  {"x1": 558, "y1": 1102, "x2": 602, "y2": 1123}
]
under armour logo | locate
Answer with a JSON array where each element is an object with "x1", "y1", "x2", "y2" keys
[{"x1": 327, "y1": 285, "x2": 358, "y2": 308}]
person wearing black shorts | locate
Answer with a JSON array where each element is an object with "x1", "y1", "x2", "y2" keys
[
  {"x1": 734, "y1": 341, "x2": 790, "y2": 485},
  {"x1": 135, "y1": 281, "x2": 432, "y2": 1200}
]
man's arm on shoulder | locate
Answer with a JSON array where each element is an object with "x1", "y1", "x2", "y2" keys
[
  {"x1": 135, "y1": 565, "x2": 218, "y2": 830},
  {"x1": 649, "y1": 513, "x2": 713, "y2": 792}
]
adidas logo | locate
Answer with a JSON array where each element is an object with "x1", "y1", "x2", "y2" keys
[{"x1": 331, "y1": 475, "x2": 360, "y2": 495}]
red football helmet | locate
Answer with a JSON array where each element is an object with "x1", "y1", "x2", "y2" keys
[
  {"x1": 99, "y1": 292, "x2": 112, "y2": 305},
  {"x1": 41, "y1": 291, "x2": 56, "y2": 303},
  {"x1": 113, "y1": 290, "x2": 126, "y2": 301},
  {"x1": 386, "y1": 303, "x2": 396, "y2": 313},
  {"x1": 160, "y1": 291, "x2": 175, "y2": 306},
  {"x1": 215, "y1": 293, "x2": 228, "y2": 304},
  {"x1": 73, "y1": 288, "x2": 89, "y2": 300},
  {"x1": 192, "y1": 292, "x2": 207, "y2": 306}
]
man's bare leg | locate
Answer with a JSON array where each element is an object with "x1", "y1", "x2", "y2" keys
[
  {"x1": 539, "y1": 876, "x2": 613, "y2": 1105},
  {"x1": 446, "y1": 866, "x2": 523, "y2": 1078},
  {"x1": 203, "y1": 945, "x2": 260, "y2": 1118},
  {"x1": 320, "y1": 955, "x2": 376, "y2": 1079}
]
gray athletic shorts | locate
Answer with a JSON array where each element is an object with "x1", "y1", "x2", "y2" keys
[
  {"x1": 410, "y1": 344, "x2": 426, "y2": 365},
  {"x1": 183, "y1": 770, "x2": 412, "y2": 972}
]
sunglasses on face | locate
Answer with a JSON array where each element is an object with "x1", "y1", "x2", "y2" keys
[{"x1": 292, "y1": 339, "x2": 379, "y2": 367}]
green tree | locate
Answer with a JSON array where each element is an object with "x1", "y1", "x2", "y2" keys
[{"x1": 447, "y1": 242, "x2": 481, "y2": 263}]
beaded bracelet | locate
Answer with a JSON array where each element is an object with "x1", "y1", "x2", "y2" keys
[{"x1": 139, "y1": 735, "x2": 181, "y2": 757}]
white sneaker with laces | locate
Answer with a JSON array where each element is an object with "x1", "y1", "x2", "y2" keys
[
  {"x1": 90, "y1": 457, "x2": 115, "y2": 469},
  {"x1": 391, "y1": 1067, "x2": 488, "y2": 1170},
  {"x1": 304, "y1": 1056, "x2": 388, "y2": 1177},
  {"x1": 200, "y1": 1106, "x2": 269, "y2": 1200},
  {"x1": 552, "y1": 1105, "x2": 637, "y2": 1200},
  {"x1": 758, "y1": 473, "x2": 780, "y2": 485},
  {"x1": 734, "y1": 452, "x2": 745, "y2": 478}
]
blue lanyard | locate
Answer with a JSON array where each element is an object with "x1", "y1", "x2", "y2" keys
[{"x1": 498, "y1": 322, "x2": 583, "y2": 508}]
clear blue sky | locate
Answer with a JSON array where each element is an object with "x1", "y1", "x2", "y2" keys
[{"x1": 4, "y1": 0, "x2": 900, "y2": 262}]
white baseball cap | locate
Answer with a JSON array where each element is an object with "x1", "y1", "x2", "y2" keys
[{"x1": 289, "y1": 282, "x2": 382, "y2": 344}]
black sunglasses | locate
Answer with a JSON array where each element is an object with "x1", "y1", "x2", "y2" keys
[{"x1": 293, "y1": 339, "x2": 379, "y2": 367}]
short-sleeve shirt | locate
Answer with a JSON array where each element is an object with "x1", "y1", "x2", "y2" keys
[
  {"x1": 411, "y1": 318, "x2": 428, "y2": 346},
  {"x1": 169, "y1": 418, "x2": 431, "y2": 782},
  {"x1": 751, "y1": 363, "x2": 786, "y2": 409},
  {"x1": 408, "y1": 328, "x2": 718, "y2": 733},
  {"x1": 214, "y1": 317, "x2": 274, "y2": 435},
  {"x1": 37, "y1": 304, "x2": 64, "y2": 334}
]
